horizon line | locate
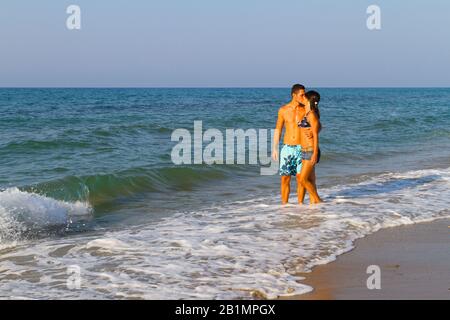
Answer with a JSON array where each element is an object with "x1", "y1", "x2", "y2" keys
[{"x1": 1, "y1": 86, "x2": 450, "y2": 89}]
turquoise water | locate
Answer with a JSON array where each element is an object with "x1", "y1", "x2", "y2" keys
[{"x1": 1, "y1": 88, "x2": 450, "y2": 299}]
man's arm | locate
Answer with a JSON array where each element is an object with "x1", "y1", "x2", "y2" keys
[{"x1": 272, "y1": 108, "x2": 284, "y2": 161}]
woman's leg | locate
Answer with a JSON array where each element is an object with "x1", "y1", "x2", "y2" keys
[
  {"x1": 298, "y1": 166, "x2": 318, "y2": 204},
  {"x1": 310, "y1": 168, "x2": 317, "y2": 204},
  {"x1": 299, "y1": 160, "x2": 322, "y2": 204}
]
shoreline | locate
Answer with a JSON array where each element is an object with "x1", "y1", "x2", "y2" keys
[{"x1": 280, "y1": 218, "x2": 450, "y2": 300}]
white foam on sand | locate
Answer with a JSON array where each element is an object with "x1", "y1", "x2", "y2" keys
[{"x1": 0, "y1": 168, "x2": 449, "y2": 299}]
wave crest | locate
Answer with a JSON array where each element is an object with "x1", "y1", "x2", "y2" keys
[{"x1": 0, "y1": 188, "x2": 92, "y2": 245}]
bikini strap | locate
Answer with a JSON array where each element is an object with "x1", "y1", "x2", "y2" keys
[{"x1": 304, "y1": 110, "x2": 311, "y2": 119}]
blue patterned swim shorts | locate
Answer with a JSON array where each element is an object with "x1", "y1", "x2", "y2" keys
[{"x1": 279, "y1": 145, "x2": 302, "y2": 176}]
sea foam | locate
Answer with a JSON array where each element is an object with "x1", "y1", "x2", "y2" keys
[
  {"x1": 0, "y1": 168, "x2": 449, "y2": 299},
  {"x1": 0, "y1": 187, "x2": 91, "y2": 246}
]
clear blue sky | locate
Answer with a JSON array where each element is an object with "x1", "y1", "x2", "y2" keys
[{"x1": 1, "y1": 0, "x2": 449, "y2": 87}]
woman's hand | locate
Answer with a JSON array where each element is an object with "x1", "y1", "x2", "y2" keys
[
  {"x1": 305, "y1": 129, "x2": 313, "y2": 140},
  {"x1": 311, "y1": 152, "x2": 318, "y2": 165}
]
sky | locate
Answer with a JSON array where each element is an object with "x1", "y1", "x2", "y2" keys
[{"x1": 0, "y1": 0, "x2": 449, "y2": 87}]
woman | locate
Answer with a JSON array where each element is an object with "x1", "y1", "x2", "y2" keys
[{"x1": 298, "y1": 90, "x2": 322, "y2": 204}]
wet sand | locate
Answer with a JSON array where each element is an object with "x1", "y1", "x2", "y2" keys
[{"x1": 281, "y1": 218, "x2": 450, "y2": 300}]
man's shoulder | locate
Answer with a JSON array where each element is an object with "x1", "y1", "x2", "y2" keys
[{"x1": 278, "y1": 104, "x2": 290, "y2": 113}]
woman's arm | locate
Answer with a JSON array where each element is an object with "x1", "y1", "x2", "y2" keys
[{"x1": 309, "y1": 112, "x2": 320, "y2": 165}]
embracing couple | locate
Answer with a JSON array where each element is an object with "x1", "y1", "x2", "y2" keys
[{"x1": 272, "y1": 84, "x2": 322, "y2": 205}]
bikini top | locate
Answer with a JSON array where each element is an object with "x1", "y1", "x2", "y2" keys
[{"x1": 298, "y1": 111, "x2": 311, "y2": 128}]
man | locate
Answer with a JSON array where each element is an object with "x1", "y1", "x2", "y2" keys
[{"x1": 272, "y1": 84, "x2": 308, "y2": 204}]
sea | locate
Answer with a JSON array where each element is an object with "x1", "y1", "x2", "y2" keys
[{"x1": 0, "y1": 88, "x2": 449, "y2": 299}]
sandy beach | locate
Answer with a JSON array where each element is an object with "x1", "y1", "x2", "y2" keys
[{"x1": 281, "y1": 218, "x2": 450, "y2": 300}]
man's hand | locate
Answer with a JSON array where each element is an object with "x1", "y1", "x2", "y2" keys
[
  {"x1": 311, "y1": 152, "x2": 318, "y2": 165},
  {"x1": 272, "y1": 148, "x2": 279, "y2": 161}
]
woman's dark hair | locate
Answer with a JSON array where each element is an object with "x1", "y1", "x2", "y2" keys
[{"x1": 305, "y1": 90, "x2": 320, "y2": 119}]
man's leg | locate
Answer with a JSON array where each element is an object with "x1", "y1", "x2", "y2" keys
[
  {"x1": 299, "y1": 160, "x2": 322, "y2": 204},
  {"x1": 281, "y1": 175, "x2": 291, "y2": 204},
  {"x1": 297, "y1": 175, "x2": 306, "y2": 204}
]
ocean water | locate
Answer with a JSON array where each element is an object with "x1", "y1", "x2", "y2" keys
[{"x1": 0, "y1": 88, "x2": 449, "y2": 299}]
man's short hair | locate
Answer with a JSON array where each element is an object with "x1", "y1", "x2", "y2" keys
[{"x1": 291, "y1": 84, "x2": 305, "y2": 96}]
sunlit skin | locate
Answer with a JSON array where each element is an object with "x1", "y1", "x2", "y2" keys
[
  {"x1": 272, "y1": 89, "x2": 307, "y2": 204},
  {"x1": 298, "y1": 100, "x2": 322, "y2": 204}
]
